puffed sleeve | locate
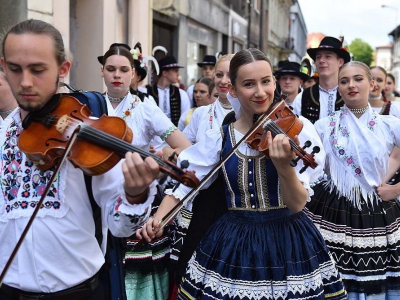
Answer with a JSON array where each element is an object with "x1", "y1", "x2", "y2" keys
[
  {"x1": 291, "y1": 91, "x2": 303, "y2": 116},
  {"x1": 165, "y1": 128, "x2": 223, "y2": 200},
  {"x1": 182, "y1": 106, "x2": 206, "y2": 144},
  {"x1": 296, "y1": 116, "x2": 326, "y2": 196},
  {"x1": 91, "y1": 160, "x2": 154, "y2": 242},
  {"x1": 139, "y1": 103, "x2": 177, "y2": 141}
]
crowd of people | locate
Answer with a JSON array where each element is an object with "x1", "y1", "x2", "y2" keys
[{"x1": 0, "y1": 18, "x2": 399, "y2": 300}]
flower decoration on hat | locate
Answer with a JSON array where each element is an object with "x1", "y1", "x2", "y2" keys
[{"x1": 130, "y1": 48, "x2": 147, "y2": 70}]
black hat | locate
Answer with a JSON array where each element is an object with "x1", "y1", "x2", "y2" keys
[
  {"x1": 197, "y1": 55, "x2": 217, "y2": 67},
  {"x1": 158, "y1": 56, "x2": 184, "y2": 70},
  {"x1": 97, "y1": 43, "x2": 131, "y2": 64},
  {"x1": 275, "y1": 61, "x2": 309, "y2": 81},
  {"x1": 307, "y1": 36, "x2": 350, "y2": 63}
]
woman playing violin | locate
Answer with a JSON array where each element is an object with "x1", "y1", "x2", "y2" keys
[
  {"x1": 304, "y1": 61, "x2": 400, "y2": 300},
  {"x1": 138, "y1": 48, "x2": 346, "y2": 300}
]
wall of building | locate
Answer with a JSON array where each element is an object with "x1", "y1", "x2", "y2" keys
[{"x1": 289, "y1": 1, "x2": 307, "y2": 63}]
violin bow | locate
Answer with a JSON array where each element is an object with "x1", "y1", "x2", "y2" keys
[
  {"x1": 0, "y1": 129, "x2": 81, "y2": 286},
  {"x1": 134, "y1": 100, "x2": 282, "y2": 249}
]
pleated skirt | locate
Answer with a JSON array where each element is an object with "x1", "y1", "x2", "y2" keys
[
  {"x1": 178, "y1": 208, "x2": 346, "y2": 300},
  {"x1": 304, "y1": 182, "x2": 400, "y2": 295}
]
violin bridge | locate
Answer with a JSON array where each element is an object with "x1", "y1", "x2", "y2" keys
[{"x1": 56, "y1": 115, "x2": 72, "y2": 134}]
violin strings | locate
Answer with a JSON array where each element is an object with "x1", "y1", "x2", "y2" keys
[
  {"x1": 264, "y1": 121, "x2": 303, "y2": 153},
  {"x1": 80, "y1": 125, "x2": 166, "y2": 166},
  {"x1": 42, "y1": 114, "x2": 167, "y2": 167}
]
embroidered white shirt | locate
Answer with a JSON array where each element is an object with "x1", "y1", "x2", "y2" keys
[
  {"x1": 157, "y1": 86, "x2": 191, "y2": 120},
  {"x1": 0, "y1": 108, "x2": 152, "y2": 293},
  {"x1": 182, "y1": 99, "x2": 234, "y2": 144},
  {"x1": 292, "y1": 85, "x2": 339, "y2": 119}
]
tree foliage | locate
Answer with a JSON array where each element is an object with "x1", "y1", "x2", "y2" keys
[{"x1": 349, "y1": 39, "x2": 374, "y2": 66}]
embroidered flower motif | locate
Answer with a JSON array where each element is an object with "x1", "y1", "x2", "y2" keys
[
  {"x1": 8, "y1": 160, "x2": 20, "y2": 172},
  {"x1": 328, "y1": 113, "x2": 363, "y2": 177},
  {"x1": 53, "y1": 201, "x2": 61, "y2": 209},
  {"x1": 1, "y1": 120, "x2": 61, "y2": 214},
  {"x1": 20, "y1": 201, "x2": 28, "y2": 209}
]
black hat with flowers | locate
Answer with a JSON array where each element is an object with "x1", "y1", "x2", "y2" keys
[
  {"x1": 275, "y1": 61, "x2": 309, "y2": 81},
  {"x1": 131, "y1": 42, "x2": 147, "y2": 82},
  {"x1": 197, "y1": 55, "x2": 217, "y2": 67},
  {"x1": 307, "y1": 36, "x2": 351, "y2": 63},
  {"x1": 97, "y1": 42, "x2": 148, "y2": 82},
  {"x1": 158, "y1": 56, "x2": 184, "y2": 70}
]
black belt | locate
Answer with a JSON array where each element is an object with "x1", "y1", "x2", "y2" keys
[{"x1": 1, "y1": 273, "x2": 99, "y2": 300}]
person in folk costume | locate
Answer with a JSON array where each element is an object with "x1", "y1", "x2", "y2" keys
[
  {"x1": 0, "y1": 65, "x2": 18, "y2": 122},
  {"x1": 304, "y1": 61, "x2": 400, "y2": 299},
  {"x1": 97, "y1": 43, "x2": 156, "y2": 106},
  {"x1": 292, "y1": 36, "x2": 351, "y2": 123},
  {"x1": 146, "y1": 56, "x2": 191, "y2": 127},
  {"x1": 186, "y1": 55, "x2": 217, "y2": 107},
  {"x1": 178, "y1": 77, "x2": 214, "y2": 131},
  {"x1": 99, "y1": 43, "x2": 192, "y2": 299},
  {"x1": 274, "y1": 61, "x2": 309, "y2": 107},
  {"x1": 181, "y1": 54, "x2": 235, "y2": 144},
  {"x1": 368, "y1": 66, "x2": 400, "y2": 117},
  {"x1": 385, "y1": 73, "x2": 400, "y2": 102},
  {"x1": 138, "y1": 48, "x2": 347, "y2": 300},
  {"x1": 0, "y1": 19, "x2": 162, "y2": 300},
  {"x1": 159, "y1": 55, "x2": 235, "y2": 296}
]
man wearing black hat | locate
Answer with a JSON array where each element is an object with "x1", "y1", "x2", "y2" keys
[
  {"x1": 186, "y1": 55, "x2": 217, "y2": 106},
  {"x1": 275, "y1": 61, "x2": 309, "y2": 107},
  {"x1": 147, "y1": 56, "x2": 190, "y2": 127},
  {"x1": 292, "y1": 36, "x2": 351, "y2": 123}
]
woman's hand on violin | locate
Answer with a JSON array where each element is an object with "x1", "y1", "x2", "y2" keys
[
  {"x1": 136, "y1": 215, "x2": 163, "y2": 241},
  {"x1": 122, "y1": 152, "x2": 159, "y2": 204},
  {"x1": 267, "y1": 131, "x2": 296, "y2": 166}
]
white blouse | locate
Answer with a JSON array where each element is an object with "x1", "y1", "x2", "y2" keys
[
  {"x1": 182, "y1": 99, "x2": 234, "y2": 144},
  {"x1": 169, "y1": 116, "x2": 326, "y2": 210}
]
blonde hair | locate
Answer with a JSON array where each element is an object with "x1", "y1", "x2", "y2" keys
[
  {"x1": 215, "y1": 54, "x2": 235, "y2": 70},
  {"x1": 339, "y1": 61, "x2": 373, "y2": 82}
]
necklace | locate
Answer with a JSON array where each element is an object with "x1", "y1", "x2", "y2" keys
[
  {"x1": 107, "y1": 92, "x2": 128, "y2": 103},
  {"x1": 219, "y1": 100, "x2": 232, "y2": 110},
  {"x1": 369, "y1": 96, "x2": 381, "y2": 101},
  {"x1": 349, "y1": 106, "x2": 368, "y2": 114},
  {"x1": 0, "y1": 108, "x2": 16, "y2": 116}
]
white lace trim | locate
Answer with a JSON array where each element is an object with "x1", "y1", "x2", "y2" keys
[{"x1": 185, "y1": 253, "x2": 340, "y2": 300}]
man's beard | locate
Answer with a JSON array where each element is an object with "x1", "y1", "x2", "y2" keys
[{"x1": 17, "y1": 77, "x2": 59, "y2": 112}]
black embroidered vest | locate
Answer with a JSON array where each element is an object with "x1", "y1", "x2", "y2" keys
[
  {"x1": 301, "y1": 84, "x2": 344, "y2": 124},
  {"x1": 130, "y1": 87, "x2": 147, "y2": 102},
  {"x1": 147, "y1": 84, "x2": 182, "y2": 126}
]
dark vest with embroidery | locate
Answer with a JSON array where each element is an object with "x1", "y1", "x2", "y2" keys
[
  {"x1": 301, "y1": 84, "x2": 344, "y2": 124},
  {"x1": 130, "y1": 87, "x2": 147, "y2": 102},
  {"x1": 147, "y1": 84, "x2": 181, "y2": 126}
]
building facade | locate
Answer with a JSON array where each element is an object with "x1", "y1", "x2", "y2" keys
[{"x1": 0, "y1": 0, "x2": 308, "y2": 90}]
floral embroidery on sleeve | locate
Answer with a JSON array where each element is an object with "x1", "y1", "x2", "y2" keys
[{"x1": 160, "y1": 125, "x2": 177, "y2": 141}]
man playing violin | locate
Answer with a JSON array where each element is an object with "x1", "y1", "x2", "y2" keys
[{"x1": 0, "y1": 19, "x2": 160, "y2": 300}]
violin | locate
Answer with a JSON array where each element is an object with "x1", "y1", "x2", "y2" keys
[
  {"x1": 245, "y1": 98, "x2": 320, "y2": 173},
  {"x1": 18, "y1": 94, "x2": 200, "y2": 188}
]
